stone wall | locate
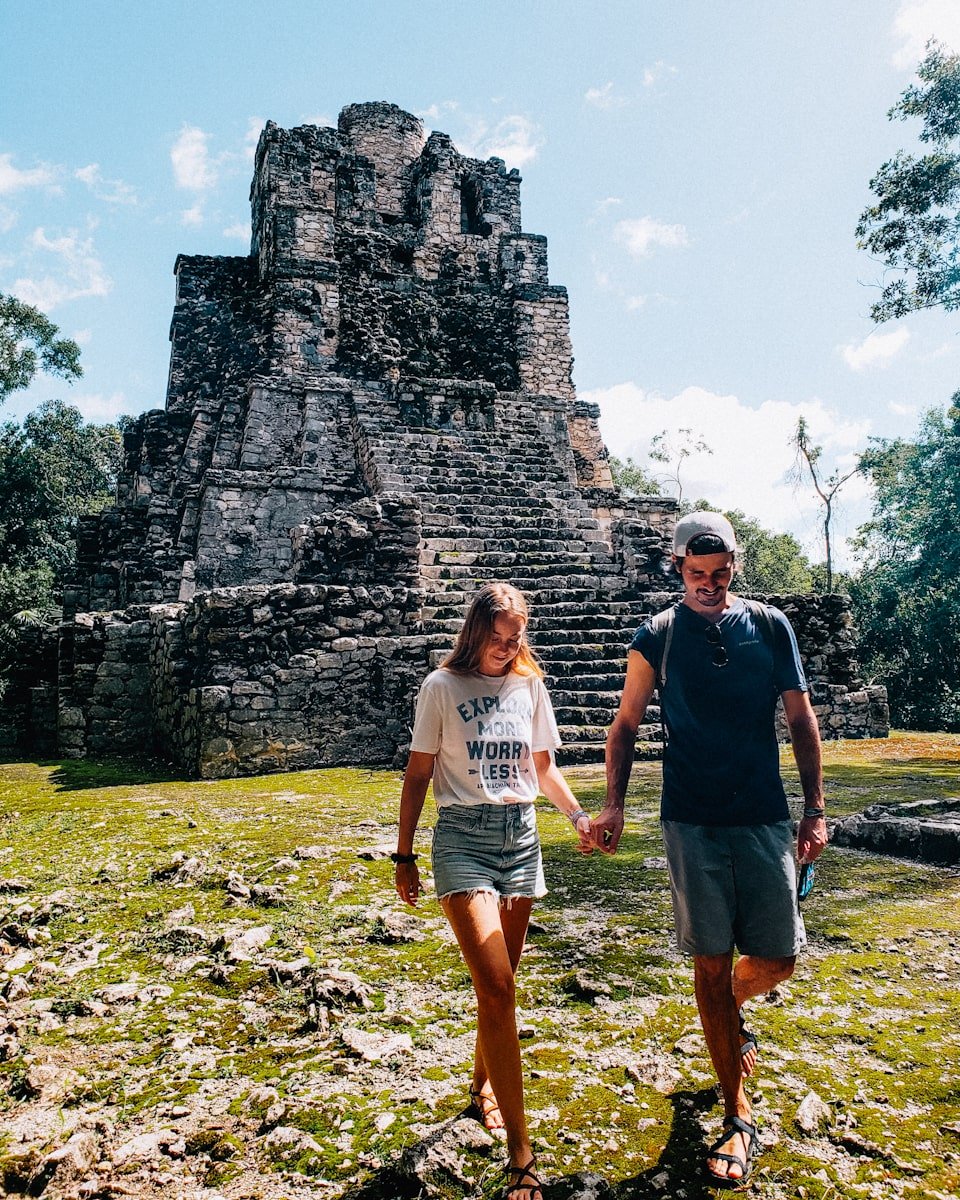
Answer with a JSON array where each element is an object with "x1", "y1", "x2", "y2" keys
[
  {"x1": 183, "y1": 582, "x2": 434, "y2": 777},
  {"x1": 57, "y1": 610, "x2": 153, "y2": 759}
]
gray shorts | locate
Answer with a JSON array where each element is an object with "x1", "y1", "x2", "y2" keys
[
  {"x1": 431, "y1": 803, "x2": 546, "y2": 904},
  {"x1": 661, "y1": 819, "x2": 805, "y2": 958}
]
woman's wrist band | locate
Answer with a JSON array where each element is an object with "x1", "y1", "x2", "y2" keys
[
  {"x1": 802, "y1": 807, "x2": 826, "y2": 819},
  {"x1": 568, "y1": 809, "x2": 589, "y2": 828},
  {"x1": 391, "y1": 852, "x2": 418, "y2": 864}
]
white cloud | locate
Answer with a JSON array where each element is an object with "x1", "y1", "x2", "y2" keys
[
  {"x1": 12, "y1": 227, "x2": 112, "y2": 310},
  {"x1": 642, "y1": 60, "x2": 676, "y2": 88},
  {"x1": 615, "y1": 216, "x2": 689, "y2": 259},
  {"x1": 0, "y1": 205, "x2": 17, "y2": 233},
  {"x1": 470, "y1": 114, "x2": 541, "y2": 169},
  {"x1": 625, "y1": 295, "x2": 647, "y2": 311},
  {"x1": 588, "y1": 382, "x2": 871, "y2": 563},
  {"x1": 171, "y1": 125, "x2": 218, "y2": 191},
  {"x1": 181, "y1": 203, "x2": 204, "y2": 227},
  {"x1": 244, "y1": 117, "x2": 266, "y2": 158},
  {"x1": 75, "y1": 163, "x2": 137, "y2": 205},
  {"x1": 73, "y1": 391, "x2": 129, "y2": 423},
  {"x1": 0, "y1": 153, "x2": 59, "y2": 195},
  {"x1": 71, "y1": 329, "x2": 93, "y2": 346},
  {"x1": 841, "y1": 327, "x2": 910, "y2": 370},
  {"x1": 299, "y1": 112, "x2": 337, "y2": 130},
  {"x1": 222, "y1": 221, "x2": 249, "y2": 241},
  {"x1": 593, "y1": 196, "x2": 623, "y2": 218},
  {"x1": 584, "y1": 82, "x2": 628, "y2": 110},
  {"x1": 892, "y1": 0, "x2": 960, "y2": 69},
  {"x1": 889, "y1": 399, "x2": 920, "y2": 416}
]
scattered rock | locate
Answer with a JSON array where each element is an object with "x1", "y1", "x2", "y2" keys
[
  {"x1": 796, "y1": 1090, "x2": 833, "y2": 1134},
  {"x1": 33, "y1": 1129, "x2": 99, "y2": 1192},
  {"x1": 0, "y1": 878, "x2": 30, "y2": 893},
  {"x1": 561, "y1": 971, "x2": 612, "y2": 1002},
  {"x1": 151, "y1": 853, "x2": 206, "y2": 884},
  {"x1": 219, "y1": 924, "x2": 273, "y2": 962},
  {"x1": 111, "y1": 1129, "x2": 178, "y2": 1165},
  {"x1": 555, "y1": 1171, "x2": 614, "y2": 1200},
  {"x1": 293, "y1": 845, "x2": 326, "y2": 860},
  {"x1": 367, "y1": 909, "x2": 425, "y2": 943},
  {"x1": 99, "y1": 982, "x2": 141, "y2": 1005},
  {"x1": 262, "y1": 1125, "x2": 323, "y2": 1162},
  {"x1": 341, "y1": 1026, "x2": 413, "y2": 1062},
  {"x1": 307, "y1": 966, "x2": 372, "y2": 1010},
  {"x1": 225, "y1": 871, "x2": 251, "y2": 899},
  {"x1": 395, "y1": 1117, "x2": 493, "y2": 1196},
  {"x1": 250, "y1": 883, "x2": 284, "y2": 905},
  {"x1": 3, "y1": 975, "x2": 30, "y2": 1002}
]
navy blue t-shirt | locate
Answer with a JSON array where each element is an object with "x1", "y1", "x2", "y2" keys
[{"x1": 631, "y1": 598, "x2": 808, "y2": 826}]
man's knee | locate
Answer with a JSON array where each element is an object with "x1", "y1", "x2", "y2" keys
[
  {"x1": 693, "y1": 952, "x2": 735, "y2": 990},
  {"x1": 762, "y1": 955, "x2": 796, "y2": 985}
]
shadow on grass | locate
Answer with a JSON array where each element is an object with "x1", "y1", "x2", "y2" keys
[
  {"x1": 40, "y1": 756, "x2": 183, "y2": 791},
  {"x1": 340, "y1": 1089, "x2": 721, "y2": 1200}
]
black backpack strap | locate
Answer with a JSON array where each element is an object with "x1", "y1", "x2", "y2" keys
[{"x1": 647, "y1": 606, "x2": 678, "y2": 690}]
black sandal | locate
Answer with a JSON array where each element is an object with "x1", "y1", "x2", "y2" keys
[
  {"x1": 738, "y1": 1009, "x2": 759, "y2": 1073},
  {"x1": 705, "y1": 1115, "x2": 757, "y2": 1187},
  {"x1": 504, "y1": 1159, "x2": 543, "y2": 1200}
]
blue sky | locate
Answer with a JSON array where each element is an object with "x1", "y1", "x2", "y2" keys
[{"x1": 3, "y1": 0, "x2": 960, "y2": 566}]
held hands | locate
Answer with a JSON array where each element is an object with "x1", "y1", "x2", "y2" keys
[
  {"x1": 590, "y1": 806, "x2": 624, "y2": 854},
  {"x1": 395, "y1": 861, "x2": 421, "y2": 907},
  {"x1": 571, "y1": 812, "x2": 594, "y2": 854},
  {"x1": 797, "y1": 812, "x2": 828, "y2": 865}
]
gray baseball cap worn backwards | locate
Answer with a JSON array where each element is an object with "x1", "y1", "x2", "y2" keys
[{"x1": 672, "y1": 511, "x2": 738, "y2": 556}]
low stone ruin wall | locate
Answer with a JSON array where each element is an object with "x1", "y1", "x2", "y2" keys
[
  {"x1": 831, "y1": 799, "x2": 960, "y2": 866},
  {"x1": 766, "y1": 593, "x2": 889, "y2": 740},
  {"x1": 182, "y1": 581, "x2": 438, "y2": 777}
]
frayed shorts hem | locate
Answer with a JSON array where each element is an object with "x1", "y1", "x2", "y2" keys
[{"x1": 436, "y1": 885, "x2": 547, "y2": 908}]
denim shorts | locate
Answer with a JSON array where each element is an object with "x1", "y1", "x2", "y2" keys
[
  {"x1": 431, "y1": 803, "x2": 546, "y2": 903},
  {"x1": 661, "y1": 819, "x2": 805, "y2": 958}
]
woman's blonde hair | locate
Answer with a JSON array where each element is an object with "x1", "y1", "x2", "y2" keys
[{"x1": 442, "y1": 583, "x2": 543, "y2": 678}]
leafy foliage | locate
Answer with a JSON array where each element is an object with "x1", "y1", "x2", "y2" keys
[
  {"x1": 856, "y1": 41, "x2": 960, "y2": 321},
  {"x1": 0, "y1": 400, "x2": 121, "y2": 621},
  {"x1": 608, "y1": 454, "x2": 662, "y2": 497},
  {"x1": 0, "y1": 293, "x2": 82, "y2": 402},
  {"x1": 852, "y1": 402, "x2": 960, "y2": 731}
]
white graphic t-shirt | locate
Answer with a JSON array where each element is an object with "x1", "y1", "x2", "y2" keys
[{"x1": 410, "y1": 668, "x2": 562, "y2": 807}]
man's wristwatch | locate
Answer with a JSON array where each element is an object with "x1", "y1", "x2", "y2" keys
[
  {"x1": 391, "y1": 852, "x2": 418, "y2": 864},
  {"x1": 802, "y1": 807, "x2": 826, "y2": 819}
]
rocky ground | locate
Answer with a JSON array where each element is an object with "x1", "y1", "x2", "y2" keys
[{"x1": 1, "y1": 733, "x2": 959, "y2": 1200}]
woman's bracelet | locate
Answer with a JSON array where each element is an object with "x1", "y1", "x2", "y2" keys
[
  {"x1": 802, "y1": 807, "x2": 826, "y2": 820},
  {"x1": 568, "y1": 809, "x2": 589, "y2": 828},
  {"x1": 391, "y1": 852, "x2": 418, "y2": 864}
]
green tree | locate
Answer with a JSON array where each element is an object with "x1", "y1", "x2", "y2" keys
[
  {"x1": 649, "y1": 427, "x2": 712, "y2": 503},
  {"x1": 0, "y1": 399, "x2": 121, "y2": 620},
  {"x1": 0, "y1": 294, "x2": 82, "y2": 403},
  {"x1": 852, "y1": 402, "x2": 960, "y2": 731},
  {"x1": 856, "y1": 41, "x2": 960, "y2": 321},
  {"x1": 609, "y1": 454, "x2": 663, "y2": 497}
]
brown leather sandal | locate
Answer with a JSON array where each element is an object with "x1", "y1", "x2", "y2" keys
[{"x1": 467, "y1": 1086, "x2": 505, "y2": 1136}]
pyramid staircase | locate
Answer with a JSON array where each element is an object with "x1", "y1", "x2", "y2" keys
[{"x1": 352, "y1": 387, "x2": 671, "y2": 762}]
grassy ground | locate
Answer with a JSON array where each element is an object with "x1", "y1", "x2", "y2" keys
[{"x1": 0, "y1": 733, "x2": 959, "y2": 1198}]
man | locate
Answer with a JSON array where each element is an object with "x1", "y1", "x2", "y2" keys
[{"x1": 592, "y1": 511, "x2": 828, "y2": 1185}]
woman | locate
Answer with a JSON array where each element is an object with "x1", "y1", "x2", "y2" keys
[{"x1": 394, "y1": 583, "x2": 592, "y2": 1200}]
